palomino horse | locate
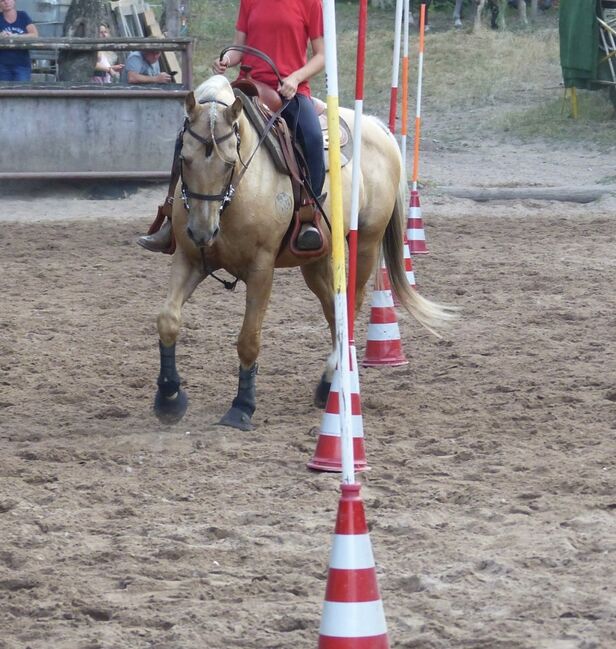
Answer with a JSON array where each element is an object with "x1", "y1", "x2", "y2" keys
[{"x1": 153, "y1": 75, "x2": 452, "y2": 430}]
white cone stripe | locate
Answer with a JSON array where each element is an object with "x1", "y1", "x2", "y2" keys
[
  {"x1": 321, "y1": 412, "x2": 364, "y2": 437},
  {"x1": 407, "y1": 228, "x2": 426, "y2": 241},
  {"x1": 403, "y1": 248, "x2": 411, "y2": 259},
  {"x1": 371, "y1": 290, "x2": 394, "y2": 308},
  {"x1": 329, "y1": 533, "x2": 375, "y2": 569},
  {"x1": 320, "y1": 600, "x2": 387, "y2": 637},
  {"x1": 409, "y1": 206, "x2": 421, "y2": 217},
  {"x1": 366, "y1": 322, "x2": 401, "y2": 341},
  {"x1": 406, "y1": 272, "x2": 416, "y2": 283},
  {"x1": 331, "y1": 370, "x2": 341, "y2": 392}
]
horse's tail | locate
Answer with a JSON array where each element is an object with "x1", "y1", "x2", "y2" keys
[{"x1": 382, "y1": 173, "x2": 458, "y2": 337}]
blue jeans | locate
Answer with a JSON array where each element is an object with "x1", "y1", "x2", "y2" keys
[
  {"x1": 0, "y1": 63, "x2": 32, "y2": 81},
  {"x1": 282, "y1": 93, "x2": 325, "y2": 197}
]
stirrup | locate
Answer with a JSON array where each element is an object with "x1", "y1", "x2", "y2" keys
[{"x1": 296, "y1": 223, "x2": 322, "y2": 251}]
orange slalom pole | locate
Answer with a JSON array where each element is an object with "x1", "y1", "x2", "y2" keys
[{"x1": 407, "y1": 3, "x2": 430, "y2": 255}]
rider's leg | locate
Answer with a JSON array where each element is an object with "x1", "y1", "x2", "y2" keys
[
  {"x1": 282, "y1": 94, "x2": 326, "y2": 251},
  {"x1": 138, "y1": 218, "x2": 173, "y2": 252}
]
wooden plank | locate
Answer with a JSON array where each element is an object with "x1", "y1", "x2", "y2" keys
[
  {"x1": 438, "y1": 186, "x2": 613, "y2": 204},
  {"x1": 143, "y1": 7, "x2": 183, "y2": 83}
]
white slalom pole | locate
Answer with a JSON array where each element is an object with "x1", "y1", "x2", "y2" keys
[
  {"x1": 322, "y1": 0, "x2": 354, "y2": 485},
  {"x1": 388, "y1": 0, "x2": 404, "y2": 134}
]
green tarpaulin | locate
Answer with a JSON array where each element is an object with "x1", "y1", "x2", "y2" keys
[{"x1": 559, "y1": 0, "x2": 611, "y2": 89}]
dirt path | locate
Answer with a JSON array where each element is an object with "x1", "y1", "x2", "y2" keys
[{"x1": 1, "y1": 128, "x2": 616, "y2": 649}]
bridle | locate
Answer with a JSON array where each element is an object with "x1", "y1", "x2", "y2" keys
[
  {"x1": 178, "y1": 93, "x2": 289, "y2": 219},
  {"x1": 179, "y1": 99, "x2": 243, "y2": 216}
]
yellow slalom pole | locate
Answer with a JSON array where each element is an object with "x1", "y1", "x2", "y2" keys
[{"x1": 323, "y1": 0, "x2": 354, "y2": 485}]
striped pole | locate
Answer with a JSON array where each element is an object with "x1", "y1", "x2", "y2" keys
[
  {"x1": 400, "y1": 0, "x2": 410, "y2": 184},
  {"x1": 308, "y1": 0, "x2": 370, "y2": 474},
  {"x1": 407, "y1": 3, "x2": 429, "y2": 255},
  {"x1": 388, "y1": 0, "x2": 404, "y2": 134},
  {"x1": 322, "y1": 0, "x2": 354, "y2": 484},
  {"x1": 346, "y1": 0, "x2": 368, "y2": 336}
]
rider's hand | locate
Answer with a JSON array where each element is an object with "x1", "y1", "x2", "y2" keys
[
  {"x1": 278, "y1": 74, "x2": 299, "y2": 100},
  {"x1": 212, "y1": 53, "x2": 231, "y2": 74},
  {"x1": 156, "y1": 72, "x2": 172, "y2": 83}
]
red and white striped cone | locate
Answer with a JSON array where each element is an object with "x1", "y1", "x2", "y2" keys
[
  {"x1": 362, "y1": 264, "x2": 408, "y2": 367},
  {"x1": 406, "y1": 189, "x2": 429, "y2": 255},
  {"x1": 307, "y1": 344, "x2": 369, "y2": 472},
  {"x1": 318, "y1": 483, "x2": 390, "y2": 649},
  {"x1": 393, "y1": 239, "x2": 417, "y2": 307},
  {"x1": 404, "y1": 240, "x2": 416, "y2": 288}
]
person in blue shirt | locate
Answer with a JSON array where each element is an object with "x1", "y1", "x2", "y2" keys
[{"x1": 0, "y1": 0, "x2": 38, "y2": 81}]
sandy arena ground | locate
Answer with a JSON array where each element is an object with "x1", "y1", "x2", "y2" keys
[{"x1": 1, "y1": 131, "x2": 616, "y2": 649}]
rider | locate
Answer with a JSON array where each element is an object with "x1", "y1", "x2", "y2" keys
[{"x1": 137, "y1": 0, "x2": 326, "y2": 253}]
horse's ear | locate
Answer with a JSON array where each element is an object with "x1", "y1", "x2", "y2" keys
[
  {"x1": 224, "y1": 96, "x2": 243, "y2": 125},
  {"x1": 184, "y1": 91, "x2": 197, "y2": 119}
]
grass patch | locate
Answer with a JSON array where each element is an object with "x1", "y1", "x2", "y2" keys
[{"x1": 500, "y1": 91, "x2": 616, "y2": 146}]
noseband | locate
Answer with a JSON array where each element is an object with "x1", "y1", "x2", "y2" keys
[{"x1": 179, "y1": 99, "x2": 242, "y2": 215}]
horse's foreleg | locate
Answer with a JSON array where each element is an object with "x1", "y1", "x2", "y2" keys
[
  {"x1": 300, "y1": 258, "x2": 335, "y2": 408},
  {"x1": 154, "y1": 253, "x2": 203, "y2": 424},
  {"x1": 218, "y1": 266, "x2": 274, "y2": 431},
  {"x1": 473, "y1": 0, "x2": 486, "y2": 31}
]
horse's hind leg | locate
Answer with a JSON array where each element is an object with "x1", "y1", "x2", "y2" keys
[
  {"x1": 154, "y1": 252, "x2": 203, "y2": 424},
  {"x1": 218, "y1": 264, "x2": 275, "y2": 431},
  {"x1": 300, "y1": 257, "x2": 335, "y2": 408}
]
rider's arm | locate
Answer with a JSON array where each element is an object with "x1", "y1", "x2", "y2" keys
[{"x1": 212, "y1": 30, "x2": 245, "y2": 73}]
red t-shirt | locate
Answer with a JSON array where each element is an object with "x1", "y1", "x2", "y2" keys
[{"x1": 236, "y1": 0, "x2": 323, "y2": 97}]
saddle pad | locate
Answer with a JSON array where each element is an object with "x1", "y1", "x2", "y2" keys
[{"x1": 318, "y1": 113, "x2": 353, "y2": 171}]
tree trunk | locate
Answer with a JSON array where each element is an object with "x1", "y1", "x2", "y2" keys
[
  {"x1": 162, "y1": 0, "x2": 190, "y2": 37},
  {"x1": 530, "y1": 0, "x2": 539, "y2": 19},
  {"x1": 58, "y1": 0, "x2": 105, "y2": 82}
]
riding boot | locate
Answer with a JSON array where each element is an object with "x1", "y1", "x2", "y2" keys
[
  {"x1": 137, "y1": 219, "x2": 173, "y2": 253},
  {"x1": 296, "y1": 193, "x2": 327, "y2": 251}
]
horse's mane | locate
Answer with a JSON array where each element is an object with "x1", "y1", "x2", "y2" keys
[{"x1": 193, "y1": 75, "x2": 236, "y2": 107}]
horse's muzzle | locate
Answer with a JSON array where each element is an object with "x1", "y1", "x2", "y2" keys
[{"x1": 187, "y1": 225, "x2": 219, "y2": 248}]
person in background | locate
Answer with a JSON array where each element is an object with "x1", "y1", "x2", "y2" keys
[
  {"x1": 453, "y1": 0, "x2": 464, "y2": 28},
  {"x1": 125, "y1": 49, "x2": 172, "y2": 84},
  {"x1": 138, "y1": 0, "x2": 326, "y2": 254},
  {"x1": 411, "y1": 0, "x2": 431, "y2": 32},
  {"x1": 91, "y1": 23, "x2": 123, "y2": 84},
  {"x1": 0, "y1": 0, "x2": 38, "y2": 82}
]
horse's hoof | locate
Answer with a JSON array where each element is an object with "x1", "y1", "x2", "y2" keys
[
  {"x1": 218, "y1": 406, "x2": 254, "y2": 431},
  {"x1": 154, "y1": 387, "x2": 188, "y2": 424},
  {"x1": 314, "y1": 377, "x2": 331, "y2": 409}
]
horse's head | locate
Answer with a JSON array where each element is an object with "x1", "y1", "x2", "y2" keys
[{"x1": 180, "y1": 76, "x2": 243, "y2": 248}]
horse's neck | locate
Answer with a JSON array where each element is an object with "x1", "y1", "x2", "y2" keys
[{"x1": 238, "y1": 112, "x2": 258, "y2": 156}]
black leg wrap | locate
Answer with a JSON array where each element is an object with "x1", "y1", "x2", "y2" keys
[
  {"x1": 157, "y1": 341, "x2": 181, "y2": 397},
  {"x1": 154, "y1": 341, "x2": 188, "y2": 424},
  {"x1": 314, "y1": 372, "x2": 331, "y2": 409},
  {"x1": 218, "y1": 363, "x2": 258, "y2": 431}
]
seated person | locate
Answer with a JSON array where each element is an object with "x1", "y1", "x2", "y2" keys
[
  {"x1": 124, "y1": 50, "x2": 172, "y2": 84},
  {"x1": 91, "y1": 23, "x2": 124, "y2": 84}
]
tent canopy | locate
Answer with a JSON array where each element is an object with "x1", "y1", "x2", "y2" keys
[{"x1": 559, "y1": 0, "x2": 613, "y2": 89}]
